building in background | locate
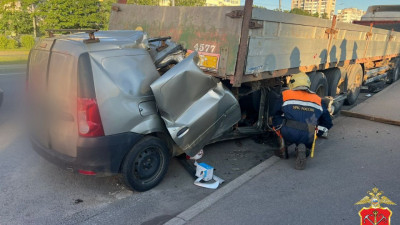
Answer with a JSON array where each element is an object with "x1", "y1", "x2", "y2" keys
[
  {"x1": 353, "y1": 5, "x2": 400, "y2": 32},
  {"x1": 337, "y1": 8, "x2": 365, "y2": 23},
  {"x1": 291, "y1": 0, "x2": 336, "y2": 19},
  {"x1": 159, "y1": 0, "x2": 240, "y2": 6}
]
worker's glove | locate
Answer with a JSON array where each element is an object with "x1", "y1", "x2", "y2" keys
[
  {"x1": 272, "y1": 125, "x2": 282, "y2": 131},
  {"x1": 317, "y1": 126, "x2": 328, "y2": 138}
]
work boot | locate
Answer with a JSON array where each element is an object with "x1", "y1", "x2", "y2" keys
[
  {"x1": 295, "y1": 144, "x2": 306, "y2": 170},
  {"x1": 274, "y1": 147, "x2": 289, "y2": 159}
]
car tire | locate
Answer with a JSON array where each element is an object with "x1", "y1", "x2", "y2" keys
[
  {"x1": 122, "y1": 136, "x2": 170, "y2": 192},
  {"x1": 344, "y1": 64, "x2": 363, "y2": 105},
  {"x1": 325, "y1": 68, "x2": 346, "y2": 114},
  {"x1": 308, "y1": 71, "x2": 328, "y2": 97}
]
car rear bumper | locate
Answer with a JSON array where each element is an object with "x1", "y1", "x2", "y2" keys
[{"x1": 31, "y1": 132, "x2": 144, "y2": 176}]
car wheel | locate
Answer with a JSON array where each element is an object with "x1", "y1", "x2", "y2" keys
[
  {"x1": 122, "y1": 136, "x2": 170, "y2": 192},
  {"x1": 344, "y1": 64, "x2": 363, "y2": 105},
  {"x1": 308, "y1": 71, "x2": 328, "y2": 97}
]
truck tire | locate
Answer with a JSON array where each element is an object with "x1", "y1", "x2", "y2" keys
[
  {"x1": 387, "y1": 63, "x2": 399, "y2": 84},
  {"x1": 344, "y1": 64, "x2": 363, "y2": 105},
  {"x1": 122, "y1": 136, "x2": 170, "y2": 192},
  {"x1": 324, "y1": 68, "x2": 346, "y2": 114},
  {"x1": 308, "y1": 71, "x2": 328, "y2": 97}
]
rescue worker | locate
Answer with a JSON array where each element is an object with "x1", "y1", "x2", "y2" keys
[{"x1": 272, "y1": 72, "x2": 333, "y2": 170}]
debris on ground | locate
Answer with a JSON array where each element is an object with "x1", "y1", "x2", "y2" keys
[{"x1": 74, "y1": 199, "x2": 83, "y2": 204}]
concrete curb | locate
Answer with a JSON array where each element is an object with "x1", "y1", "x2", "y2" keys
[{"x1": 164, "y1": 156, "x2": 281, "y2": 225}]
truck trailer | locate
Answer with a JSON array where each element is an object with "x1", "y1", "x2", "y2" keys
[{"x1": 110, "y1": 1, "x2": 400, "y2": 108}]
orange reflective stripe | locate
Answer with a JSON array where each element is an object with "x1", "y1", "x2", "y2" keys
[{"x1": 282, "y1": 90, "x2": 321, "y2": 106}]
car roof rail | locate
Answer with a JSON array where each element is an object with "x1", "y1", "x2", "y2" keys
[{"x1": 46, "y1": 29, "x2": 99, "y2": 43}]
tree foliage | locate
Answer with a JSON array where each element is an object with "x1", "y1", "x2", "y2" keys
[
  {"x1": 289, "y1": 8, "x2": 328, "y2": 19},
  {"x1": 0, "y1": 35, "x2": 18, "y2": 49},
  {"x1": 290, "y1": 8, "x2": 315, "y2": 17},
  {"x1": 127, "y1": 0, "x2": 159, "y2": 5},
  {"x1": 38, "y1": 0, "x2": 106, "y2": 31},
  {"x1": 254, "y1": 5, "x2": 266, "y2": 9},
  {"x1": 175, "y1": 0, "x2": 206, "y2": 6},
  {"x1": 0, "y1": 0, "x2": 207, "y2": 38},
  {"x1": 0, "y1": 0, "x2": 37, "y2": 35},
  {"x1": 20, "y1": 35, "x2": 35, "y2": 49}
]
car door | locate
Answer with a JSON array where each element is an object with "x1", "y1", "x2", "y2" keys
[
  {"x1": 28, "y1": 40, "x2": 55, "y2": 149},
  {"x1": 150, "y1": 52, "x2": 241, "y2": 157}
]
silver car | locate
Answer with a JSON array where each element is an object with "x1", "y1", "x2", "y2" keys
[{"x1": 28, "y1": 30, "x2": 241, "y2": 191}]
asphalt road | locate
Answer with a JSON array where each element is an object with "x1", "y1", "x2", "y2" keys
[
  {"x1": 186, "y1": 80, "x2": 400, "y2": 224},
  {"x1": 188, "y1": 115, "x2": 400, "y2": 225},
  {"x1": 0, "y1": 66, "x2": 273, "y2": 225}
]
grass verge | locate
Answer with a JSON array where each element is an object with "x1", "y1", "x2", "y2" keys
[{"x1": 0, "y1": 49, "x2": 29, "y2": 65}]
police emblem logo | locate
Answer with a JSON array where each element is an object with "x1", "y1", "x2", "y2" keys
[{"x1": 355, "y1": 187, "x2": 396, "y2": 225}]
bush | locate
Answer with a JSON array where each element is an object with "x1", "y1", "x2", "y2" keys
[
  {"x1": 6, "y1": 39, "x2": 18, "y2": 49},
  {"x1": 0, "y1": 36, "x2": 8, "y2": 49},
  {"x1": 20, "y1": 35, "x2": 35, "y2": 49},
  {"x1": 0, "y1": 35, "x2": 19, "y2": 49}
]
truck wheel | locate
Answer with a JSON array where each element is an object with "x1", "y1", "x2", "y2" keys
[
  {"x1": 387, "y1": 63, "x2": 399, "y2": 84},
  {"x1": 308, "y1": 71, "x2": 328, "y2": 97},
  {"x1": 325, "y1": 68, "x2": 346, "y2": 114},
  {"x1": 122, "y1": 136, "x2": 170, "y2": 192},
  {"x1": 344, "y1": 64, "x2": 363, "y2": 105}
]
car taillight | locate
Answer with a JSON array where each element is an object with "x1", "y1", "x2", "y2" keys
[{"x1": 77, "y1": 98, "x2": 104, "y2": 137}]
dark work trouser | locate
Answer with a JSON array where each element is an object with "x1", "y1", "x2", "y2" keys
[{"x1": 280, "y1": 126, "x2": 314, "y2": 149}]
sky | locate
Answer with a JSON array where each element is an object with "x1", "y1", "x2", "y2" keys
[{"x1": 241, "y1": 0, "x2": 400, "y2": 12}]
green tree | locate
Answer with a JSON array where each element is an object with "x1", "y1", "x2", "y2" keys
[
  {"x1": 38, "y1": 0, "x2": 105, "y2": 33},
  {"x1": 98, "y1": 0, "x2": 115, "y2": 30},
  {"x1": 126, "y1": 0, "x2": 206, "y2": 6},
  {"x1": 290, "y1": 8, "x2": 312, "y2": 17},
  {"x1": 127, "y1": 0, "x2": 159, "y2": 5},
  {"x1": 175, "y1": 0, "x2": 205, "y2": 6},
  {"x1": 0, "y1": 0, "x2": 35, "y2": 36},
  {"x1": 289, "y1": 8, "x2": 329, "y2": 19}
]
